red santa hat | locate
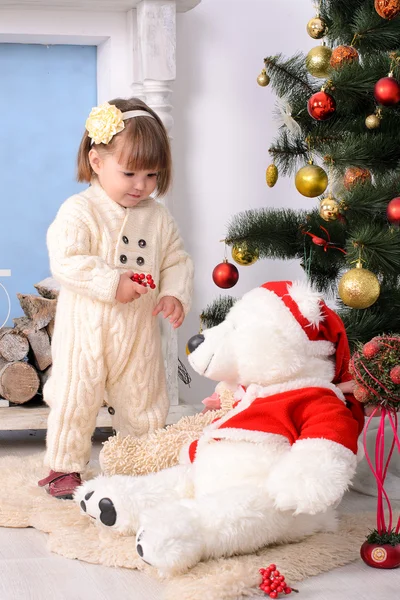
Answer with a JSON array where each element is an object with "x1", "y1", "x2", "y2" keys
[{"x1": 261, "y1": 281, "x2": 351, "y2": 385}]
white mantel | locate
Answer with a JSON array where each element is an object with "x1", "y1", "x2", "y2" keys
[
  {"x1": 0, "y1": 0, "x2": 201, "y2": 408},
  {"x1": 0, "y1": 1, "x2": 200, "y2": 12}
]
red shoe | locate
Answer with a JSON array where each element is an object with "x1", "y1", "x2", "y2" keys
[{"x1": 38, "y1": 470, "x2": 82, "y2": 500}]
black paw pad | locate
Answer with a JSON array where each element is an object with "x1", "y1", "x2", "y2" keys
[
  {"x1": 98, "y1": 497, "x2": 117, "y2": 526},
  {"x1": 137, "y1": 543, "x2": 144, "y2": 557},
  {"x1": 85, "y1": 491, "x2": 94, "y2": 501},
  {"x1": 80, "y1": 500, "x2": 86, "y2": 512}
]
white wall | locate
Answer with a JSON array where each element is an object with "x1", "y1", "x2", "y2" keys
[{"x1": 173, "y1": 0, "x2": 317, "y2": 404}]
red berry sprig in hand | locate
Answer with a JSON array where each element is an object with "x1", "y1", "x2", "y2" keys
[
  {"x1": 131, "y1": 273, "x2": 156, "y2": 289},
  {"x1": 259, "y1": 564, "x2": 299, "y2": 598}
]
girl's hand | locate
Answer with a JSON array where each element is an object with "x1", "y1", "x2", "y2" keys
[
  {"x1": 337, "y1": 380, "x2": 356, "y2": 395},
  {"x1": 116, "y1": 271, "x2": 148, "y2": 304},
  {"x1": 152, "y1": 296, "x2": 184, "y2": 328}
]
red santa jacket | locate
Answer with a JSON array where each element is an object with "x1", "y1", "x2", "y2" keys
[{"x1": 188, "y1": 385, "x2": 363, "y2": 463}]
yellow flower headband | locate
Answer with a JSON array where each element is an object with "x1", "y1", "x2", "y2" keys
[{"x1": 85, "y1": 102, "x2": 155, "y2": 145}]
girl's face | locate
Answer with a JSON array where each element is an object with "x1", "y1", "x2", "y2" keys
[{"x1": 89, "y1": 147, "x2": 158, "y2": 208}]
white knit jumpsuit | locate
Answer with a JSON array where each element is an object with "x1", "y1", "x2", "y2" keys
[{"x1": 44, "y1": 180, "x2": 193, "y2": 473}]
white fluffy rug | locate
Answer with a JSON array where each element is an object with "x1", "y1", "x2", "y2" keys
[{"x1": 0, "y1": 453, "x2": 378, "y2": 600}]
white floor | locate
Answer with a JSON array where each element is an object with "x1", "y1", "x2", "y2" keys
[{"x1": 0, "y1": 429, "x2": 398, "y2": 600}]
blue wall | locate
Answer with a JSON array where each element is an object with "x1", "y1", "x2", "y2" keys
[{"x1": 0, "y1": 43, "x2": 97, "y2": 325}]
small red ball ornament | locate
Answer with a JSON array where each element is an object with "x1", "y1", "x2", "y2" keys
[
  {"x1": 363, "y1": 340, "x2": 381, "y2": 358},
  {"x1": 390, "y1": 365, "x2": 400, "y2": 384},
  {"x1": 375, "y1": 0, "x2": 400, "y2": 20},
  {"x1": 330, "y1": 45, "x2": 359, "y2": 69},
  {"x1": 307, "y1": 91, "x2": 336, "y2": 121},
  {"x1": 212, "y1": 259, "x2": 239, "y2": 289},
  {"x1": 387, "y1": 197, "x2": 400, "y2": 225},
  {"x1": 374, "y1": 76, "x2": 400, "y2": 106}
]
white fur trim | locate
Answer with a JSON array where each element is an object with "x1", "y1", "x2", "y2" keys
[
  {"x1": 287, "y1": 281, "x2": 324, "y2": 327},
  {"x1": 202, "y1": 428, "x2": 287, "y2": 445}
]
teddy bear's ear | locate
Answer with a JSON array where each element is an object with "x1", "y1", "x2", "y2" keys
[{"x1": 287, "y1": 281, "x2": 324, "y2": 327}]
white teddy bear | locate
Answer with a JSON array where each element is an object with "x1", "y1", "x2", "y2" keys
[{"x1": 75, "y1": 280, "x2": 364, "y2": 575}]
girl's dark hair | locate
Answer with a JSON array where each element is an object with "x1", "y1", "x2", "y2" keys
[{"x1": 77, "y1": 97, "x2": 172, "y2": 197}]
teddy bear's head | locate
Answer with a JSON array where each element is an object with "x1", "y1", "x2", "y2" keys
[{"x1": 189, "y1": 280, "x2": 350, "y2": 388}]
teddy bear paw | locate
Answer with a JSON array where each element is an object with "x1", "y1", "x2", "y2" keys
[
  {"x1": 74, "y1": 476, "x2": 137, "y2": 533},
  {"x1": 135, "y1": 505, "x2": 203, "y2": 575}
]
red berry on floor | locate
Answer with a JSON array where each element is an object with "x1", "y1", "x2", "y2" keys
[
  {"x1": 284, "y1": 588, "x2": 292, "y2": 595},
  {"x1": 269, "y1": 564, "x2": 276, "y2": 570},
  {"x1": 150, "y1": 283, "x2": 156, "y2": 289},
  {"x1": 271, "y1": 582, "x2": 278, "y2": 590},
  {"x1": 139, "y1": 273, "x2": 145, "y2": 279},
  {"x1": 278, "y1": 576, "x2": 285, "y2": 581},
  {"x1": 146, "y1": 274, "x2": 152, "y2": 279},
  {"x1": 272, "y1": 571, "x2": 280, "y2": 577},
  {"x1": 269, "y1": 593, "x2": 278, "y2": 599},
  {"x1": 277, "y1": 586, "x2": 284, "y2": 593}
]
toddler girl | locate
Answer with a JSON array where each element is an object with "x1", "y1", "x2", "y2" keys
[{"x1": 38, "y1": 98, "x2": 193, "y2": 499}]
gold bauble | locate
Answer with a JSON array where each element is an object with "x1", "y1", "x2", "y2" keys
[
  {"x1": 306, "y1": 45, "x2": 332, "y2": 78},
  {"x1": 295, "y1": 163, "x2": 328, "y2": 198},
  {"x1": 365, "y1": 114, "x2": 381, "y2": 129},
  {"x1": 257, "y1": 69, "x2": 270, "y2": 87},
  {"x1": 232, "y1": 243, "x2": 259, "y2": 266},
  {"x1": 266, "y1": 164, "x2": 278, "y2": 187},
  {"x1": 338, "y1": 262, "x2": 380, "y2": 309},
  {"x1": 306, "y1": 16, "x2": 328, "y2": 39},
  {"x1": 319, "y1": 195, "x2": 340, "y2": 221}
]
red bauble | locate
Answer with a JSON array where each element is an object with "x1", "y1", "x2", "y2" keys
[
  {"x1": 387, "y1": 197, "x2": 400, "y2": 225},
  {"x1": 390, "y1": 365, "x2": 400, "y2": 384},
  {"x1": 361, "y1": 541, "x2": 400, "y2": 569},
  {"x1": 375, "y1": 0, "x2": 400, "y2": 20},
  {"x1": 307, "y1": 91, "x2": 336, "y2": 121},
  {"x1": 374, "y1": 76, "x2": 400, "y2": 106},
  {"x1": 212, "y1": 260, "x2": 239, "y2": 289},
  {"x1": 363, "y1": 340, "x2": 381, "y2": 358},
  {"x1": 354, "y1": 385, "x2": 370, "y2": 403}
]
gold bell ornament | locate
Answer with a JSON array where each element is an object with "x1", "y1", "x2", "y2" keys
[{"x1": 338, "y1": 261, "x2": 380, "y2": 309}]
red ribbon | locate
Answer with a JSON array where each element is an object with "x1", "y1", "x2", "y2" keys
[{"x1": 302, "y1": 225, "x2": 347, "y2": 254}]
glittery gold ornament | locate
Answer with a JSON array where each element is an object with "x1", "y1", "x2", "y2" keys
[
  {"x1": 330, "y1": 45, "x2": 359, "y2": 69},
  {"x1": 319, "y1": 195, "x2": 340, "y2": 221},
  {"x1": 266, "y1": 164, "x2": 278, "y2": 187},
  {"x1": 257, "y1": 69, "x2": 270, "y2": 87},
  {"x1": 344, "y1": 167, "x2": 372, "y2": 190},
  {"x1": 295, "y1": 162, "x2": 328, "y2": 198},
  {"x1": 365, "y1": 113, "x2": 381, "y2": 129},
  {"x1": 306, "y1": 16, "x2": 328, "y2": 39},
  {"x1": 306, "y1": 45, "x2": 332, "y2": 78},
  {"x1": 338, "y1": 262, "x2": 381, "y2": 309},
  {"x1": 231, "y1": 243, "x2": 259, "y2": 266}
]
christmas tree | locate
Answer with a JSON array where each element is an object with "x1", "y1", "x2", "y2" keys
[{"x1": 203, "y1": 0, "x2": 400, "y2": 349}]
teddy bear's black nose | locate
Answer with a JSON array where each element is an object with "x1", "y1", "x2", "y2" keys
[{"x1": 186, "y1": 334, "x2": 205, "y2": 355}]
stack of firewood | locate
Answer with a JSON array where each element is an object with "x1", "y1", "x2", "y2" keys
[{"x1": 0, "y1": 278, "x2": 59, "y2": 406}]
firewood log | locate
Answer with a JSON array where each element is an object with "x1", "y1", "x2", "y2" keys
[
  {"x1": 0, "y1": 358, "x2": 40, "y2": 404},
  {"x1": 0, "y1": 328, "x2": 29, "y2": 362},
  {"x1": 17, "y1": 294, "x2": 56, "y2": 329},
  {"x1": 34, "y1": 277, "x2": 60, "y2": 300}
]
